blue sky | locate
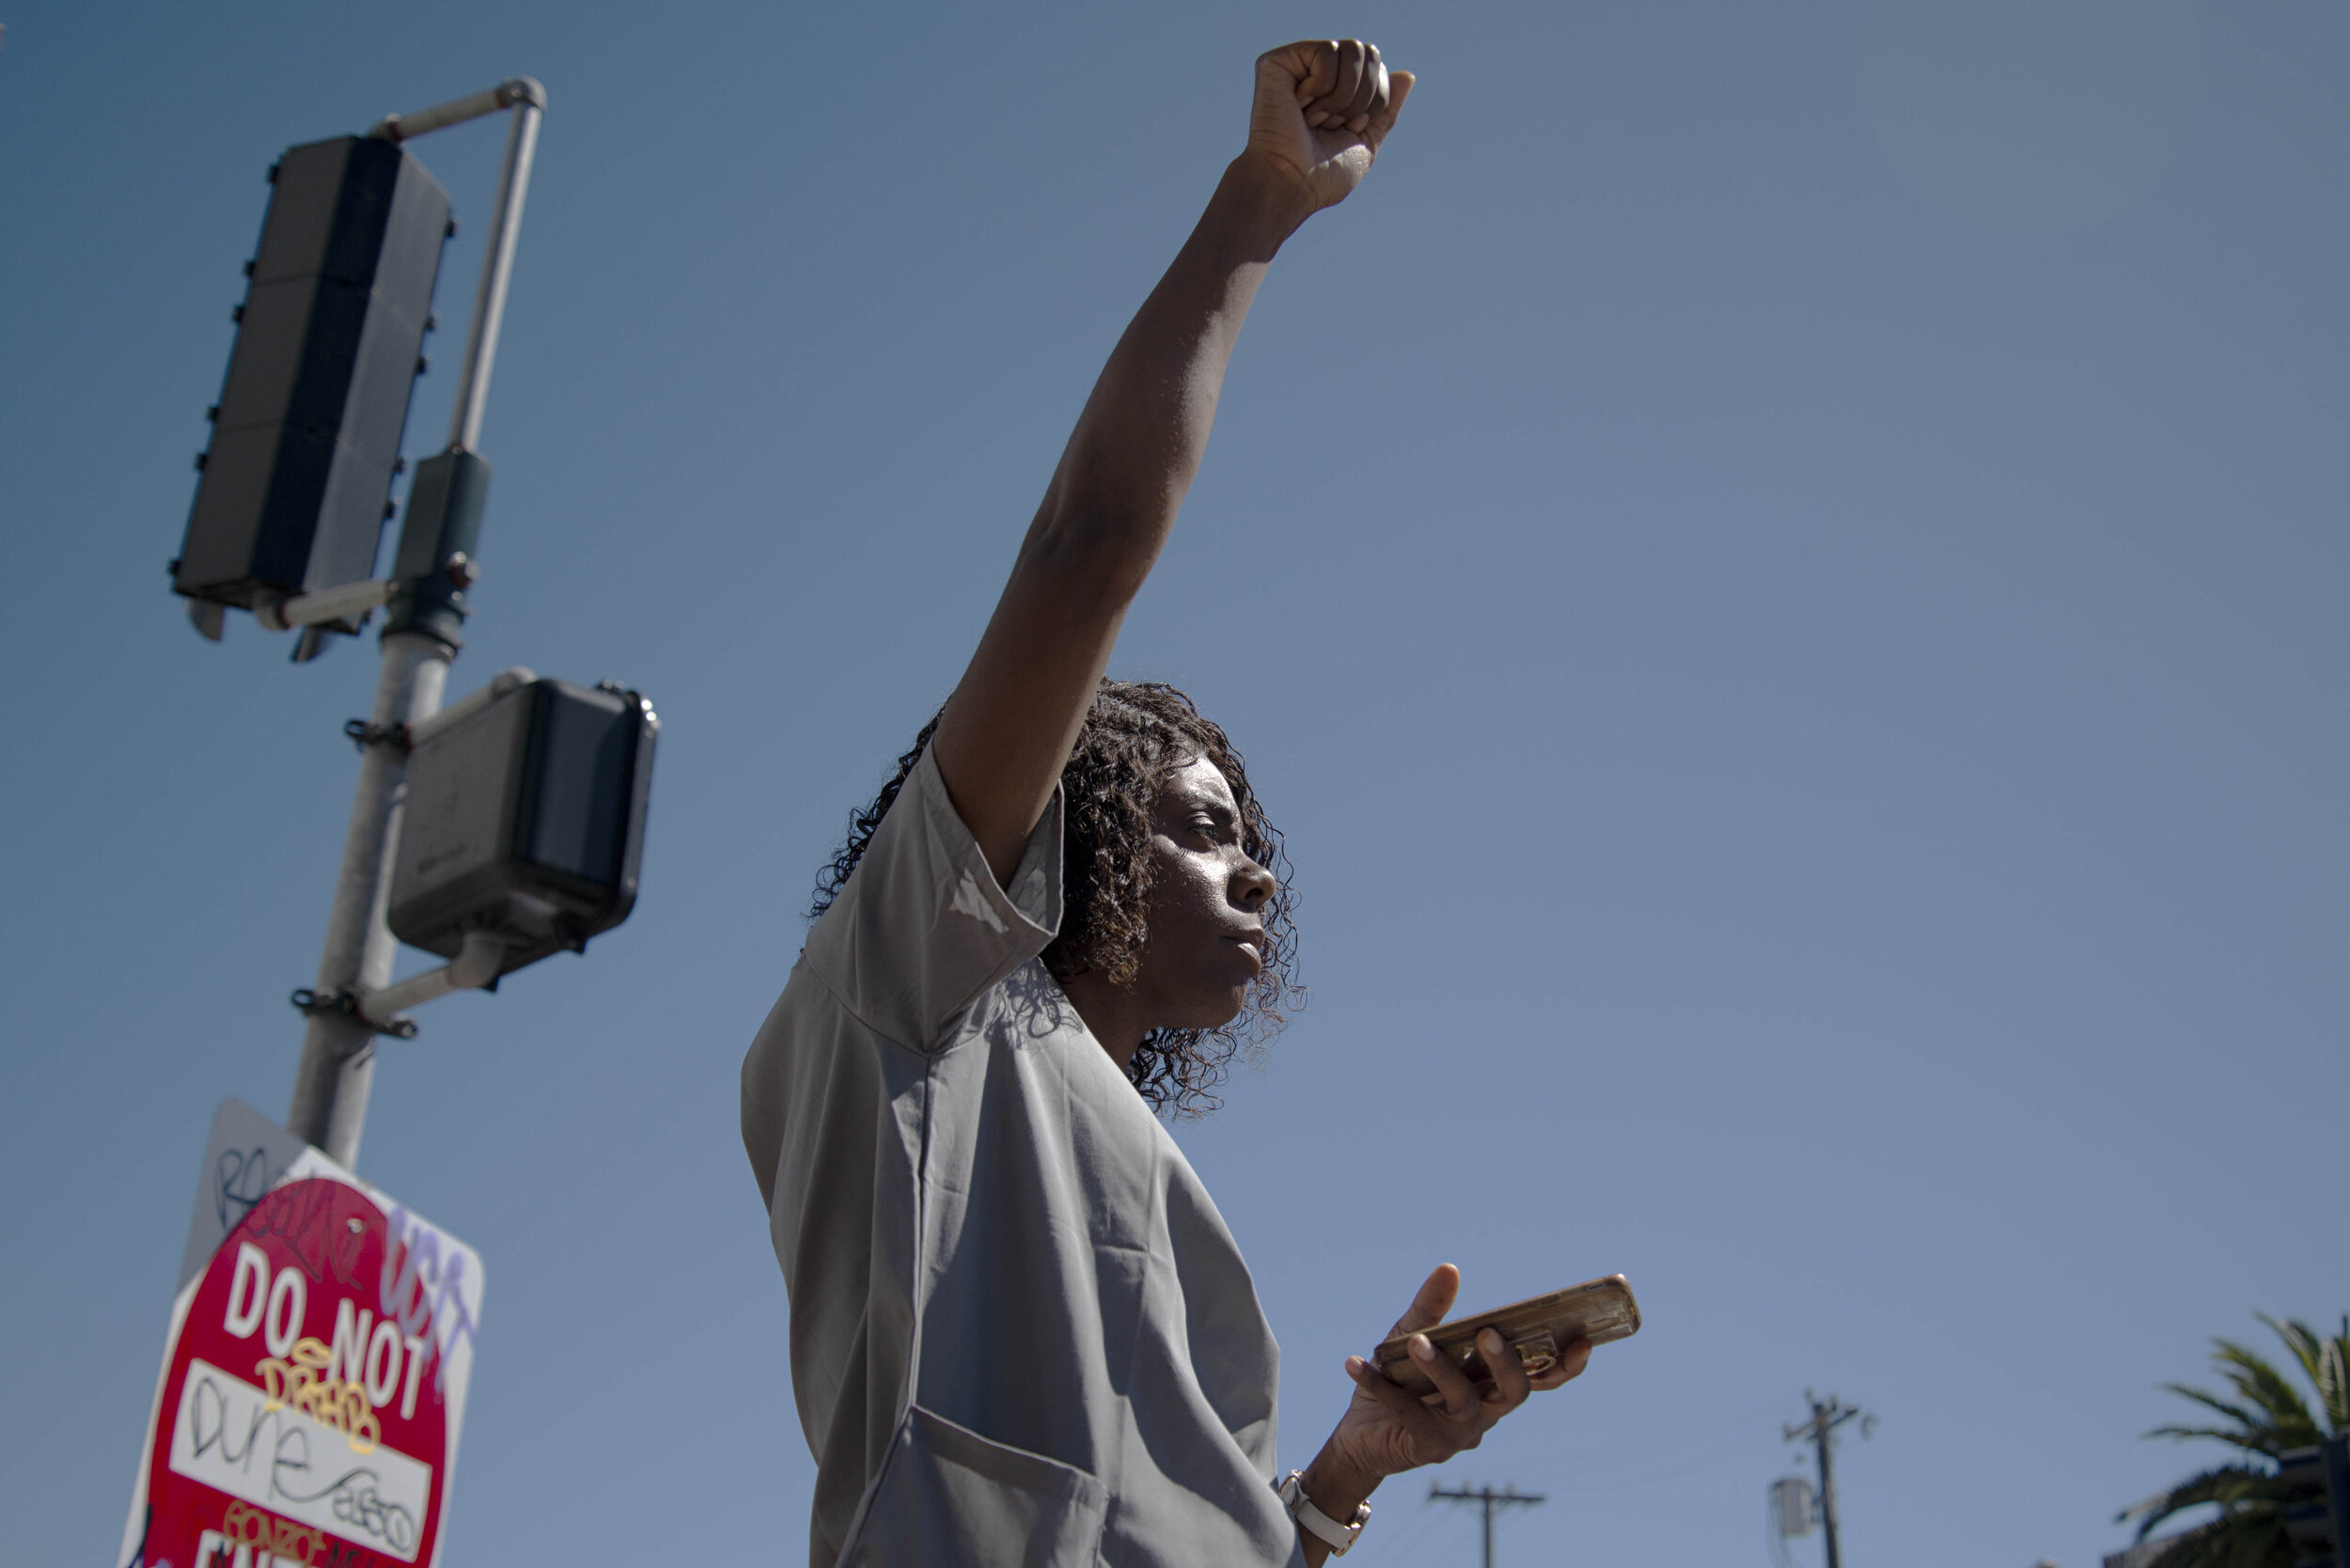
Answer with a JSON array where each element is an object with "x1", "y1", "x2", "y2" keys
[{"x1": 3, "y1": 2, "x2": 2344, "y2": 1564}]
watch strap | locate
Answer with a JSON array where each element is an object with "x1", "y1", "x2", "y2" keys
[{"x1": 1277, "y1": 1469, "x2": 1370, "y2": 1555}]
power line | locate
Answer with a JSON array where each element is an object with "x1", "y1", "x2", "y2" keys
[
  {"x1": 1544, "y1": 1401, "x2": 1785, "y2": 1487},
  {"x1": 1430, "y1": 1482, "x2": 1546, "y2": 1568}
]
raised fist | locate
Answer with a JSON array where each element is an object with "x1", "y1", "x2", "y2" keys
[{"x1": 1247, "y1": 39, "x2": 1414, "y2": 212}]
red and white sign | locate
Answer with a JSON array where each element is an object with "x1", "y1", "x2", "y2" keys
[{"x1": 122, "y1": 1118, "x2": 483, "y2": 1568}]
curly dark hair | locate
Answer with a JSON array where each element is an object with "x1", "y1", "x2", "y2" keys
[{"x1": 810, "y1": 681, "x2": 1302, "y2": 1118}]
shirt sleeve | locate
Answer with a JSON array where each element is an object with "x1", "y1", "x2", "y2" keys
[{"x1": 802, "y1": 743, "x2": 1064, "y2": 1051}]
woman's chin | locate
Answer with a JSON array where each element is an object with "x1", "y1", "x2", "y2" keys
[
  {"x1": 1157, "y1": 990, "x2": 1248, "y2": 1035},
  {"x1": 1204, "y1": 987, "x2": 1252, "y2": 1031}
]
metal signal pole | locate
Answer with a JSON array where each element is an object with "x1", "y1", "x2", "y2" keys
[
  {"x1": 284, "y1": 78, "x2": 544, "y2": 1167},
  {"x1": 1430, "y1": 1482, "x2": 1547, "y2": 1568},
  {"x1": 1785, "y1": 1392, "x2": 1872, "y2": 1568}
]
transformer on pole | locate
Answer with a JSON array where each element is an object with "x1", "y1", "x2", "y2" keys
[{"x1": 1773, "y1": 1475, "x2": 1816, "y2": 1537}]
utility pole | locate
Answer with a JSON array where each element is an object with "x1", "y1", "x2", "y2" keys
[
  {"x1": 283, "y1": 79, "x2": 544, "y2": 1168},
  {"x1": 1784, "y1": 1391, "x2": 1872, "y2": 1568},
  {"x1": 1430, "y1": 1482, "x2": 1546, "y2": 1568}
]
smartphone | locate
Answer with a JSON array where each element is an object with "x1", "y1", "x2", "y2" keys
[{"x1": 1372, "y1": 1274, "x2": 1640, "y2": 1396}]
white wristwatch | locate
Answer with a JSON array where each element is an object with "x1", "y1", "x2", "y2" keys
[{"x1": 1277, "y1": 1469, "x2": 1370, "y2": 1556}]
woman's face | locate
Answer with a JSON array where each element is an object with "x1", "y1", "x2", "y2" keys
[{"x1": 1133, "y1": 755, "x2": 1277, "y2": 1030}]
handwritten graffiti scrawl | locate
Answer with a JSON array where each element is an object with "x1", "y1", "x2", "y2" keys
[{"x1": 120, "y1": 1107, "x2": 485, "y2": 1568}]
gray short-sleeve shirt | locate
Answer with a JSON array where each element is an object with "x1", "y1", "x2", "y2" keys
[{"x1": 742, "y1": 746, "x2": 1306, "y2": 1566}]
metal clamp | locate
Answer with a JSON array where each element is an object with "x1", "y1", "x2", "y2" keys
[
  {"x1": 289, "y1": 930, "x2": 504, "y2": 1043},
  {"x1": 343, "y1": 718, "x2": 411, "y2": 752},
  {"x1": 290, "y1": 987, "x2": 419, "y2": 1040}
]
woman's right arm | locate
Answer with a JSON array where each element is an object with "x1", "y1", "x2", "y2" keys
[{"x1": 931, "y1": 40, "x2": 1412, "y2": 885}]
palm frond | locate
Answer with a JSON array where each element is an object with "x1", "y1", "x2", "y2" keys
[
  {"x1": 2147, "y1": 1425, "x2": 2284, "y2": 1450},
  {"x1": 2151, "y1": 1383, "x2": 2269, "y2": 1445},
  {"x1": 2118, "y1": 1466, "x2": 2285, "y2": 1568},
  {"x1": 2259, "y1": 1314, "x2": 2350, "y2": 1433},
  {"x1": 2210, "y1": 1340, "x2": 2318, "y2": 1438},
  {"x1": 2118, "y1": 1462, "x2": 2270, "y2": 1527}
]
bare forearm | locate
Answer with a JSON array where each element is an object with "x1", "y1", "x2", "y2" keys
[
  {"x1": 1028, "y1": 154, "x2": 1312, "y2": 586},
  {"x1": 933, "y1": 158, "x2": 1311, "y2": 878}
]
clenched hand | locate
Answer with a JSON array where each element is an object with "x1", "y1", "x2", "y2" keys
[{"x1": 1246, "y1": 39, "x2": 1414, "y2": 213}]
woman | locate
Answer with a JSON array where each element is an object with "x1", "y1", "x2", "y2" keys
[{"x1": 741, "y1": 40, "x2": 1588, "y2": 1565}]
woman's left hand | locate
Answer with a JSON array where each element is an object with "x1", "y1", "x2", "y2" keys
[
  {"x1": 1326, "y1": 1262, "x2": 1591, "y2": 1481},
  {"x1": 1287, "y1": 1264, "x2": 1590, "y2": 1563}
]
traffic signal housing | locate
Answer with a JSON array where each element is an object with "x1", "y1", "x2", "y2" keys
[
  {"x1": 175, "y1": 136, "x2": 449, "y2": 619},
  {"x1": 388, "y1": 677, "x2": 657, "y2": 978}
]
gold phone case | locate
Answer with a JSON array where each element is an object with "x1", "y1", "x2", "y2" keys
[{"x1": 1372, "y1": 1274, "x2": 1640, "y2": 1396}]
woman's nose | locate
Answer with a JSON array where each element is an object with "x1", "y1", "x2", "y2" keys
[{"x1": 1233, "y1": 855, "x2": 1277, "y2": 911}]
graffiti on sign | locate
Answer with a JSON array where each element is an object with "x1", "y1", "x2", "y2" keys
[{"x1": 122, "y1": 1105, "x2": 483, "y2": 1568}]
